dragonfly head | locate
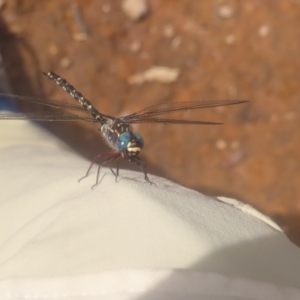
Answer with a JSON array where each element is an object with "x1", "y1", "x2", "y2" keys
[{"x1": 117, "y1": 132, "x2": 144, "y2": 158}]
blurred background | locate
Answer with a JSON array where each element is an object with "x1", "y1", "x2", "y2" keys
[{"x1": 0, "y1": 0, "x2": 300, "y2": 246}]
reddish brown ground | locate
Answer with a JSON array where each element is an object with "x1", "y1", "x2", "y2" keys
[{"x1": 1, "y1": 0, "x2": 300, "y2": 246}]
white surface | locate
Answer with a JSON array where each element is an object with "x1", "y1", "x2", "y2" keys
[
  {"x1": 1, "y1": 270, "x2": 300, "y2": 300},
  {"x1": 0, "y1": 119, "x2": 300, "y2": 299}
]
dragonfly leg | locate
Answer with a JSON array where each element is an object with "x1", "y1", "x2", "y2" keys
[
  {"x1": 132, "y1": 156, "x2": 155, "y2": 185},
  {"x1": 78, "y1": 158, "x2": 97, "y2": 183},
  {"x1": 91, "y1": 156, "x2": 118, "y2": 190},
  {"x1": 108, "y1": 162, "x2": 120, "y2": 183},
  {"x1": 116, "y1": 163, "x2": 120, "y2": 182},
  {"x1": 102, "y1": 156, "x2": 120, "y2": 183},
  {"x1": 78, "y1": 151, "x2": 120, "y2": 187},
  {"x1": 91, "y1": 163, "x2": 102, "y2": 190}
]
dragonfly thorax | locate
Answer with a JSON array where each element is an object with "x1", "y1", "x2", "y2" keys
[{"x1": 100, "y1": 119, "x2": 144, "y2": 157}]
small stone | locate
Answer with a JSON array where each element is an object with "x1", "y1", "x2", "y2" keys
[
  {"x1": 283, "y1": 112, "x2": 296, "y2": 120},
  {"x1": 48, "y1": 44, "x2": 59, "y2": 56},
  {"x1": 73, "y1": 32, "x2": 88, "y2": 41},
  {"x1": 244, "y1": 2, "x2": 254, "y2": 13},
  {"x1": 171, "y1": 36, "x2": 182, "y2": 49},
  {"x1": 102, "y1": 3, "x2": 111, "y2": 13},
  {"x1": 121, "y1": 0, "x2": 149, "y2": 21},
  {"x1": 163, "y1": 24, "x2": 174, "y2": 37},
  {"x1": 130, "y1": 41, "x2": 141, "y2": 53},
  {"x1": 225, "y1": 34, "x2": 236, "y2": 45},
  {"x1": 8, "y1": 24, "x2": 22, "y2": 34},
  {"x1": 217, "y1": 4, "x2": 234, "y2": 19},
  {"x1": 258, "y1": 25, "x2": 270, "y2": 37},
  {"x1": 128, "y1": 66, "x2": 180, "y2": 84},
  {"x1": 60, "y1": 57, "x2": 72, "y2": 69},
  {"x1": 216, "y1": 139, "x2": 227, "y2": 150}
]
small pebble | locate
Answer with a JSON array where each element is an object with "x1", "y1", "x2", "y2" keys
[
  {"x1": 216, "y1": 139, "x2": 227, "y2": 150},
  {"x1": 283, "y1": 112, "x2": 296, "y2": 120},
  {"x1": 163, "y1": 24, "x2": 174, "y2": 37},
  {"x1": 217, "y1": 4, "x2": 234, "y2": 19},
  {"x1": 130, "y1": 41, "x2": 141, "y2": 53},
  {"x1": 171, "y1": 36, "x2": 182, "y2": 49},
  {"x1": 225, "y1": 34, "x2": 236, "y2": 45},
  {"x1": 121, "y1": 0, "x2": 149, "y2": 21},
  {"x1": 48, "y1": 44, "x2": 59, "y2": 56},
  {"x1": 102, "y1": 3, "x2": 111, "y2": 13},
  {"x1": 60, "y1": 57, "x2": 72, "y2": 69},
  {"x1": 227, "y1": 85, "x2": 238, "y2": 97},
  {"x1": 221, "y1": 149, "x2": 245, "y2": 168},
  {"x1": 244, "y1": 2, "x2": 254, "y2": 13},
  {"x1": 8, "y1": 24, "x2": 22, "y2": 34},
  {"x1": 258, "y1": 25, "x2": 270, "y2": 37},
  {"x1": 128, "y1": 66, "x2": 180, "y2": 84},
  {"x1": 73, "y1": 32, "x2": 88, "y2": 41}
]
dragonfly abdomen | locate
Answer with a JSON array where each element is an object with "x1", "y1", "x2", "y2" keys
[{"x1": 43, "y1": 72, "x2": 106, "y2": 123}]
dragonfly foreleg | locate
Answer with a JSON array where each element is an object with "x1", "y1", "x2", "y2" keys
[{"x1": 131, "y1": 156, "x2": 154, "y2": 185}]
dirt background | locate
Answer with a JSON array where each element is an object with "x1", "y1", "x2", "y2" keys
[{"x1": 1, "y1": 0, "x2": 300, "y2": 246}]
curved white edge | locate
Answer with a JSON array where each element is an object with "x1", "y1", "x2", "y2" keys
[{"x1": 217, "y1": 196, "x2": 282, "y2": 232}]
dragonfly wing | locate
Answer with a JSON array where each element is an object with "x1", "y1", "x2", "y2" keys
[
  {"x1": 124, "y1": 100, "x2": 248, "y2": 121},
  {"x1": 0, "y1": 112, "x2": 99, "y2": 122},
  {"x1": 0, "y1": 92, "x2": 87, "y2": 112},
  {"x1": 128, "y1": 117, "x2": 223, "y2": 125}
]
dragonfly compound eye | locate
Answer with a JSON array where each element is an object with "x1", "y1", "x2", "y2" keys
[{"x1": 117, "y1": 132, "x2": 144, "y2": 156}]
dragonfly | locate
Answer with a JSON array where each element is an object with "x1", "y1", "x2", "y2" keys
[{"x1": 0, "y1": 72, "x2": 247, "y2": 188}]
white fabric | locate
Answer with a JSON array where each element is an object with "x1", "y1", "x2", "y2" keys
[
  {"x1": 1, "y1": 270, "x2": 300, "y2": 300},
  {"x1": 0, "y1": 119, "x2": 300, "y2": 299}
]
